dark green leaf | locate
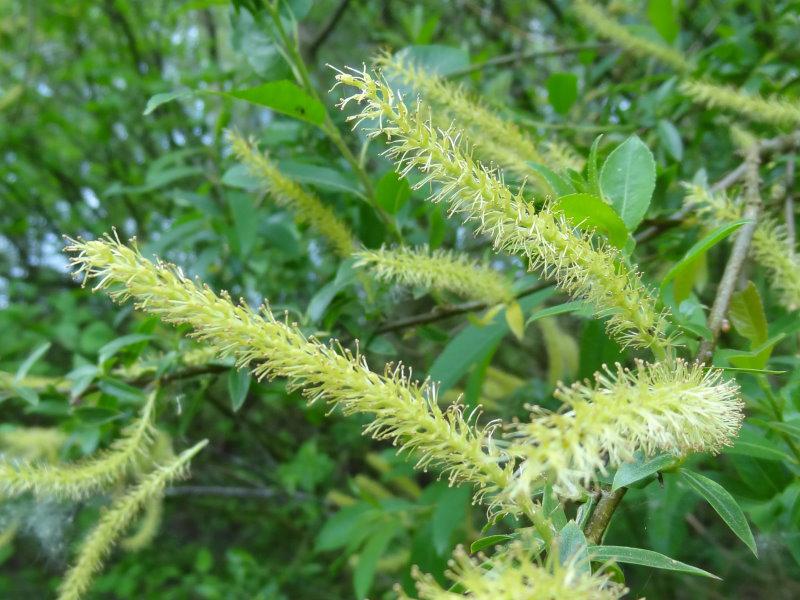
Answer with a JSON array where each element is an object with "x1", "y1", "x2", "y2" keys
[
  {"x1": 227, "y1": 368, "x2": 251, "y2": 412},
  {"x1": 546, "y1": 72, "x2": 579, "y2": 114},
  {"x1": 470, "y1": 534, "x2": 515, "y2": 554},
  {"x1": 226, "y1": 80, "x2": 326, "y2": 125}
]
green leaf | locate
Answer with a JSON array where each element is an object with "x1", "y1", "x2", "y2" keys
[
  {"x1": 427, "y1": 288, "x2": 555, "y2": 393},
  {"x1": 15, "y1": 342, "x2": 51, "y2": 382},
  {"x1": 729, "y1": 281, "x2": 768, "y2": 348},
  {"x1": 525, "y1": 300, "x2": 589, "y2": 326},
  {"x1": 728, "y1": 333, "x2": 785, "y2": 370},
  {"x1": 227, "y1": 368, "x2": 251, "y2": 412},
  {"x1": 587, "y1": 134, "x2": 603, "y2": 197},
  {"x1": 546, "y1": 72, "x2": 579, "y2": 115},
  {"x1": 558, "y1": 521, "x2": 590, "y2": 575},
  {"x1": 553, "y1": 192, "x2": 629, "y2": 248},
  {"x1": 226, "y1": 80, "x2": 325, "y2": 125},
  {"x1": 375, "y1": 171, "x2": 411, "y2": 214},
  {"x1": 143, "y1": 90, "x2": 193, "y2": 115},
  {"x1": 647, "y1": 0, "x2": 680, "y2": 43},
  {"x1": 278, "y1": 159, "x2": 364, "y2": 198},
  {"x1": 527, "y1": 162, "x2": 575, "y2": 197},
  {"x1": 660, "y1": 220, "x2": 747, "y2": 298},
  {"x1": 98, "y1": 378, "x2": 147, "y2": 405},
  {"x1": 613, "y1": 453, "x2": 677, "y2": 491},
  {"x1": 599, "y1": 135, "x2": 656, "y2": 230},
  {"x1": 97, "y1": 334, "x2": 153, "y2": 366},
  {"x1": 354, "y1": 523, "x2": 398, "y2": 599},
  {"x1": 432, "y1": 485, "x2": 471, "y2": 555},
  {"x1": 228, "y1": 192, "x2": 259, "y2": 257},
  {"x1": 726, "y1": 428, "x2": 794, "y2": 463},
  {"x1": 306, "y1": 260, "x2": 358, "y2": 323},
  {"x1": 657, "y1": 119, "x2": 683, "y2": 161},
  {"x1": 678, "y1": 469, "x2": 757, "y2": 556},
  {"x1": 761, "y1": 419, "x2": 800, "y2": 439},
  {"x1": 316, "y1": 504, "x2": 373, "y2": 552},
  {"x1": 470, "y1": 534, "x2": 515, "y2": 554},
  {"x1": 504, "y1": 301, "x2": 525, "y2": 341},
  {"x1": 542, "y1": 481, "x2": 568, "y2": 530},
  {"x1": 588, "y1": 545, "x2": 719, "y2": 579}
]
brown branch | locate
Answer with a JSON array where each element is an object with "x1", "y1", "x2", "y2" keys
[
  {"x1": 306, "y1": 0, "x2": 351, "y2": 60},
  {"x1": 696, "y1": 146, "x2": 762, "y2": 365},
  {"x1": 374, "y1": 281, "x2": 553, "y2": 335},
  {"x1": 446, "y1": 44, "x2": 609, "y2": 78}
]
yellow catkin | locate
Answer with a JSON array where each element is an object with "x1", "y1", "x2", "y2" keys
[
  {"x1": 119, "y1": 495, "x2": 163, "y2": 552},
  {"x1": 398, "y1": 542, "x2": 627, "y2": 600},
  {"x1": 0, "y1": 427, "x2": 67, "y2": 462},
  {"x1": 355, "y1": 246, "x2": 515, "y2": 305},
  {"x1": 686, "y1": 184, "x2": 800, "y2": 309},
  {"x1": 573, "y1": 0, "x2": 691, "y2": 72},
  {"x1": 57, "y1": 440, "x2": 207, "y2": 600},
  {"x1": 335, "y1": 67, "x2": 669, "y2": 350},
  {"x1": 227, "y1": 130, "x2": 356, "y2": 258},
  {"x1": 65, "y1": 235, "x2": 512, "y2": 506},
  {"x1": 505, "y1": 359, "x2": 742, "y2": 500},
  {"x1": 0, "y1": 391, "x2": 157, "y2": 500},
  {"x1": 378, "y1": 53, "x2": 583, "y2": 175},
  {"x1": 680, "y1": 79, "x2": 800, "y2": 129}
]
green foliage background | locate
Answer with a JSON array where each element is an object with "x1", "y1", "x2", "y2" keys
[{"x1": 2, "y1": 1, "x2": 800, "y2": 598}]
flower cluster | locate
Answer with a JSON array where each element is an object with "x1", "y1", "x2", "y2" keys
[
  {"x1": 227, "y1": 130, "x2": 356, "y2": 257},
  {"x1": 399, "y1": 542, "x2": 627, "y2": 600},
  {"x1": 355, "y1": 246, "x2": 515, "y2": 305},
  {"x1": 335, "y1": 67, "x2": 669, "y2": 350},
  {"x1": 65, "y1": 235, "x2": 512, "y2": 505},
  {"x1": 377, "y1": 52, "x2": 582, "y2": 175},
  {"x1": 505, "y1": 360, "x2": 743, "y2": 500}
]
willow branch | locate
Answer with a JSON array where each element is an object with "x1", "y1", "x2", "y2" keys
[
  {"x1": 696, "y1": 146, "x2": 762, "y2": 365},
  {"x1": 584, "y1": 488, "x2": 628, "y2": 545},
  {"x1": 374, "y1": 281, "x2": 553, "y2": 335}
]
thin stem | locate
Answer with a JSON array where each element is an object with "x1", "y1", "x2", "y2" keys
[
  {"x1": 697, "y1": 146, "x2": 762, "y2": 365},
  {"x1": 446, "y1": 44, "x2": 609, "y2": 78},
  {"x1": 584, "y1": 488, "x2": 627, "y2": 545}
]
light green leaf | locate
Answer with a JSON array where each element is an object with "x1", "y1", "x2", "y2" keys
[
  {"x1": 504, "y1": 301, "x2": 525, "y2": 341},
  {"x1": 543, "y1": 481, "x2": 568, "y2": 530},
  {"x1": 525, "y1": 300, "x2": 589, "y2": 326},
  {"x1": 375, "y1": 171, "x2": 411, "y2": 214},
  {"x1": 647, "y1": 0, "x2": 680, "y2": 43},
  {"x1": 306, "y1": 260, "x2": 358, "y2": 323},
  {"x1": 726, "y1": 428, "x2": 794, "y2": 463},
  {"x1": 354, "y1": 523, "x2": 399, "y2": 599},
  {"x1": 588, "y1": 545, "x2": 719, "y2": 578},
  {"x1": 657, "y1": 119, "x2": 683, "y2": 161},
  {"x1": 228, "y1": 192, "x2": 259, "y2": 257},
  {"x1": 278, "y1": 159, "x2": 364, "y2": 198},
  {"x1": 678, "y1": 469, "x2": 757, "y2": 556},
  {"x1": 546, "y1": 72, "x2": 579, "y2": 115},
  {"x1": 227, "y1": 368, "x2": 251, "y2": 412},
  {"x1": 613, "y1": 452, "x2": 676, "y2": 491},
  {"x1": 558, "y1": 521, "x2": 590, "y2": 575},
  {"x1": 587, "y1": 134, "x2": 603, "y2": 197},
  {"x1": 15, "y1": 342, "x2": 52, "y2": 382},
  {"x1": 729, "y1": 281, "x2": 768, "y2": 348},
  {"x1": 660, "y1": 220, "x2": 747, "y2": 297},
  {"x1": 97, "y1": 334, "x2": 153, "y2": 366},
  {"x1": 553, "y1": 192, "x2": 629, "y2": 248},
  {"x1": 599, "y1": 135, "x2": 656, "y2": 230},
  {"x1": 394, "y1": 45, "x2": 470, "y2": 76},
  {"x1": 728, "y1": 333, "x2": 785, "y2": 370},
  {"x1": 527, "y1": 162, "x2": 575, "y2": 196},
  {"x1": 316, "y1": 504, "x2": 373, "y2": 552},
  {"x1": 432, "y1": 486, "x2": 471, "y2": 555},
  {"x1": 470, "y1": 534, "x2": 515, "y2": 554},
  {"x1": 143, "y1": 90, "x2": 193, "y2": 115}
]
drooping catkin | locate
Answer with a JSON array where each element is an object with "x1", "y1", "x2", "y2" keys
[
  {"x1": 504, "y1": 359, "x2": 743, "y2": 500},
  {"x1": 686, "y1": 184, "x2": 800, "y2": 309},
  {"x1": 355, "y1": 246, "x2": 515, "y2": 305},
  {"x1": 398, "y1": 542, "x2": 627, "y2": 600},
  {"x1": 573, "y1": 0, "x2": 691, "y2": 72},
  {"x1": 334, "y1": 67, "x2": 669, "y2": 351},
  {"x1": 0, "y1": 391, "x2": 157, "y2": 500},
  {"x1": 227, "y1": 130, "x2": 356, "y2": 258},
  {"x1": 65, "y1": 235, "x2": 512, "y2": 505},
  {"x1": 680, "y1": 80, "x2": 800, "y2": 129},
  {"x1": 377, "y1": 52, "x2": 582, "y2": 175},
  {"x1": 57, "y1": 439, "x2": 207, "y2": 600}
]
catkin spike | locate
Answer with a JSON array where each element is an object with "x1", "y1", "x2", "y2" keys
[
  {"x1": 680, "y1": 79, "x2": 800, "y2": 129},
  {"x1": 686, "y1": 184, "x2": 800, "y2": 309},
  {"x1": 227, "y1": 130, "x2": 357, "y2": 258},
  {"x1": 504, "y1": 359, "x2": 743, "y2": 500},
  {"x1": 377, "y1": 52, "x2": 582, "y2": 174},
  {"x1": 334, "y1": 67, "x2": 670, "y2": 350},
  {"x1": 57, "y1": 439, "x2": 207, "y2": 600},
  {"x1": 119, "y1": 495, "x2": 163, "y2": 552},
  {"x1": 573, "y1": 0, "x2": 692, "y2": 72},
  {"x1": 355, "y1": 246, "x2": 515, "y2": 305},
  {"x1": 0, "y1": 391, "x2": 157, "y2": 500},
  {"x1": 398, "y1": 542, "x2": 627, "y2": 600},
  {"x1": 64, "y1": 236, "x2": 512, "y2": 506}
]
